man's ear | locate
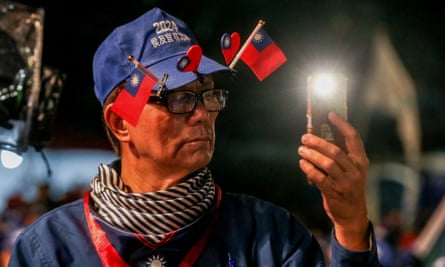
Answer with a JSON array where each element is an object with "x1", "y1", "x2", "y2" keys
[{"x1": 103, "y1": 104, "x2": 130, "y2": 141}]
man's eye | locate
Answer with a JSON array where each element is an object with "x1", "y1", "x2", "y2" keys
[{"x1": 179, "y1": 94, "x2": 194, "y2": 102}]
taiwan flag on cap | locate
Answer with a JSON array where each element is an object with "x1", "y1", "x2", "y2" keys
[
  {"x1": 111, "y1": 67, "x2": 157, "y2": 126},
  {"x1": 240, "y1": 28, "x2": 287, "y2": 81}
]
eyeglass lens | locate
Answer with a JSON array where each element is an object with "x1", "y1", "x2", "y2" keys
[{"x1": 166, "y1": 89, "x2": 228, "y2": 114}]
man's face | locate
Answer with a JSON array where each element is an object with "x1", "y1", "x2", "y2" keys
[{"x1": 126, "y1": 76, "x2": 219, "y2": 174}]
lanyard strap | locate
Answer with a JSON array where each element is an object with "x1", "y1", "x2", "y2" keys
[
  {"x1": 84, "y1": 192, "x2": 129, "y2": 267},
  {"x1": 84, "y1": 186, "x2": 222, "y2": 267}
]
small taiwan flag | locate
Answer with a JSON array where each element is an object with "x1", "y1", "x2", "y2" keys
[
  {"x1": 240, "y1": 28, "x2": 287, "y2": 81},
  {"x1": 111, "y1": 67, "x2": 157, "y2": 126},
  {"x1": 221, "y1": 32, "x2": 241, "y2": 65}
]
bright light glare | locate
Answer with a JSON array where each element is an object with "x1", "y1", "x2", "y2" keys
[
  {"x1": 1, "y1": 150, "x2": 23, "y2": 169},
  {"x1": 312, "y1": 74, "x2": 337, "y2": 96}
]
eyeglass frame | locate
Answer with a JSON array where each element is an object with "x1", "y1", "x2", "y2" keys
[{"x1": 148, "y1": 88, "x2": 229, "y2": 114}]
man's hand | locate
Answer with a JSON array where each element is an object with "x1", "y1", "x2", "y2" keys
[{"x1": 298, "y1": 112, "x2": 370, "y2": 250}]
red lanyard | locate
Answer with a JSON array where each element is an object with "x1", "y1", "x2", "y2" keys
[{"x1": 84, "y1": 186, "x2": 222, "y2": 267}]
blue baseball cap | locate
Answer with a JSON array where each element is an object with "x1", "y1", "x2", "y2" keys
[{"x1": 93, "y1": 7, "x2": 229, "y2": 106}]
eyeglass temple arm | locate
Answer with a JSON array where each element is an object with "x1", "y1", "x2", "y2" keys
[{"x1": 156, "y1": 74, "x2": 169, "y2": 97}]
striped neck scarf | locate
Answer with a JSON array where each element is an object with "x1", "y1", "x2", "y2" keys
[{"x1": 90, "y1": 162, "x2": 216, "y2": 244}]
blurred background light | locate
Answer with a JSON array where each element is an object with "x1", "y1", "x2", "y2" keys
[{"x1": 0, "y1": 149, "x2": 23, "y2": 169}]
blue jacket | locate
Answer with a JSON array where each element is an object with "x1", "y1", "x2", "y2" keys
[{"x1": 8, "y1": 191, "x2": 380, "y2": 266}]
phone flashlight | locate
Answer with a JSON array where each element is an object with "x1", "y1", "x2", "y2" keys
[{"x1": 306, "y1": 72, "x2": 347, "y2": 146}]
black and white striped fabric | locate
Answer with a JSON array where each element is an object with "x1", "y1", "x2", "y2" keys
[{"x1": 90, "y1": 163, "x2": 216, "y2": 244}]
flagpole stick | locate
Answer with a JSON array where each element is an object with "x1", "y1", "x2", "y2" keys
[
  {"x1": 306, "y1": 76, "x2": 313, "y2": 134},
  {"x1": 128, "y1": 55, "x2": 169, "y2": 93},
  {"x1": 229, "y1": 20, "x2": 265, "y2": 69},
  {"x1": 128, "y1": 55, "x2": 158, "y2": 81}
]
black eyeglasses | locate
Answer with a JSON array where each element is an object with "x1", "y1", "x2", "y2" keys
[{"x1": 148, "y1": 89, "x2": 229, "y2": 114}]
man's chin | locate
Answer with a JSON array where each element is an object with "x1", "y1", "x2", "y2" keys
[{"x1": 185, "y1": 151, "x2": 213, "y2": 168}]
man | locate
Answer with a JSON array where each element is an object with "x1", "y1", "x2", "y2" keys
[{"x1": 8, "y1": 7, "x2": 381, "y2": 266}]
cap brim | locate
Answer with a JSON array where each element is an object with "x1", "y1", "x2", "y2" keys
[{"x1": 147, "y1": 55, "x2": 229, "y2": 90}]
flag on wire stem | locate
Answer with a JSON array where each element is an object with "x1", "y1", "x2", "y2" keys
[
  {"x1": 239, "y1": 28, "x2": 287, "y2": 81},
  {"x1": 111, "y1": 65, "x2": 157, "y2": 127},
  {"x1": 221, "y1": 32, "x2": 241, "y2": 65}
]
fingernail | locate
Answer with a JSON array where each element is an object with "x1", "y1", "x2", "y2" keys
[
  {"x1": 298, "y1": 146, "x2": 305, "y2": 155},
  {"x1": 301, "y1": 134, "x2": 307, "y2": 143}
]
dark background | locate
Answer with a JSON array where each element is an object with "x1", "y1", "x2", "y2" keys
[
  {"x1": 6, "y1": 0, "x2": 445, "y2": 229},
  {"x1": 26, "y1": 0, "x2": 445, "y2": 150}
]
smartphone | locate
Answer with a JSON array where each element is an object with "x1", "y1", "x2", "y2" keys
[{"x1": 306, "y1": 73, "x2": 347, "y2": 149}]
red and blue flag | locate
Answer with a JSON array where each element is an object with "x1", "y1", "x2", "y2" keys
[
  {"x1": 240, "y1": 28, "x2": 287, "y2": 81},
  {"x1": 221, "y1": 32, "x2": 240, "y2": 65},
  {"x1": 111, "y1": 67, "x2": 157, "y2": 126}
]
